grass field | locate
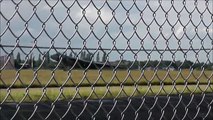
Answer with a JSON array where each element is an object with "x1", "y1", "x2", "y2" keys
[
  {"x1": 0, "y1": 69, "x2": 212, "y2": 102},
  {"x1": 0, "y1": 69, "x2": 212, "y2": 88},
  {"x1": 1, "y1": 85, "x2": 212, "y2": 102}
]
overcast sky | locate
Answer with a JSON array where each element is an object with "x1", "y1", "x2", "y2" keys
[{"x1": 0, "y1": 0, "x2": 212, "y2": 62}]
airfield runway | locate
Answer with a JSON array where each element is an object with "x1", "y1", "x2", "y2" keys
[{"x1": 0, "y1": 94, "x2": 213, "y2": 120}]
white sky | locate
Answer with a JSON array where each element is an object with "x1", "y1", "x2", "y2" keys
[{"x1": 0, "y1": 0, "x2": 212, "y2": 62}]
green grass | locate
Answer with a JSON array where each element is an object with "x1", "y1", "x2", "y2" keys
[
  {"x1": 0, "y1": 69, "x2": 212, "y2": 102},
  {"x1": 1, "y1": 85, "x2": 212, "y2": 102},
  {"x1": 0, "y1": 69, "x2": 212, "y2": 88}
]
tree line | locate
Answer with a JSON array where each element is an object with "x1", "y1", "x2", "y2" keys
[
  {"x1": 119, "y1": 60, "x2": 213, "y2": 70},
  {"x1": 14, "y1": 52, "x2": 212, "y2": 70},
  {"x1": 14, "y1": 51, "x2": 107, "y2": 69}
]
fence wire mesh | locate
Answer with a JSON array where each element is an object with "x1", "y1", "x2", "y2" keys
[{"x1": 0, "y1": 0, "x2": 213, "y2": 120}]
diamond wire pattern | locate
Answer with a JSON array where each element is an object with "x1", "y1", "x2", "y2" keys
[{"x1": 0, "y1": 0, "x2": 213, "y2": 120}]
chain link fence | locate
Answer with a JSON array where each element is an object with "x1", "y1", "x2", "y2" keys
[{"x1": 0, "y1": 0, "x2": 213, "y2": 119}]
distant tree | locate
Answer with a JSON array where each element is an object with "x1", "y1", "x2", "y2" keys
[
  {"x1": 46, "y1": 52, "x2": 50, "y2": 64},
  {"x1": 131, "y1": 61, "x2": 139, "y2": 69},
  {"x1": 27, "y1": 53, "x2": 35, "y2": 68},
  {"x1": 139, "y1": 61, "x2": 146, "y2": 68},
  {"x1": 16, "y1": 52, "x2": 21, "y2": 63},
  {"x1": 181, "y1": 60, "x2": 193, "y2": 69},
  {"x1": 35, "y1": 54, "x2": 42, "y2": 68},
  {"x1": 207, "y1": 63, "x2": 213, "y2": 70},
  {"x1": 85, "y1": 52, "x2": 92, "y2": 61},
  {"x1": 32, "y1": 56, "x2": 36, "y2": 68},
  {"x1": 102, "y1": 52, "x2": 107, "y2": 62},
  {"x1": 96, "y1": 52, "x2": 100, "y2": 62},
  {"x1": 174, "y1": 61, "x2": 182, "y2": 69},
  {"x1": 43, "y1": 51, "x2": 50, "y2": 69},
  {"x1": 14, "y1": 52, "x2": 21, "y2": 68},
  {"x1": 69, "y1": 52, "x2": 73, "y2": 58},
  {"x1": 72, "y1": 52, "x2": 77, "y2": 58},
  {"x1": 152, "y1": 60, "x2": 159, "y2": 68}
]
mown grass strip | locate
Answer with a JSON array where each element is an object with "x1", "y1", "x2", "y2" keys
[
  {"x1": 0, "y1": 85, "x2": 212, "y2": 102},
  {"x1": 0, "y1": 69, "x2": 212, "y2": 88}
]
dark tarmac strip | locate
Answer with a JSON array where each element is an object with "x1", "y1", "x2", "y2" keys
[{"x1": 0, "y1": 94, "x2": 212, "y2": 120}]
